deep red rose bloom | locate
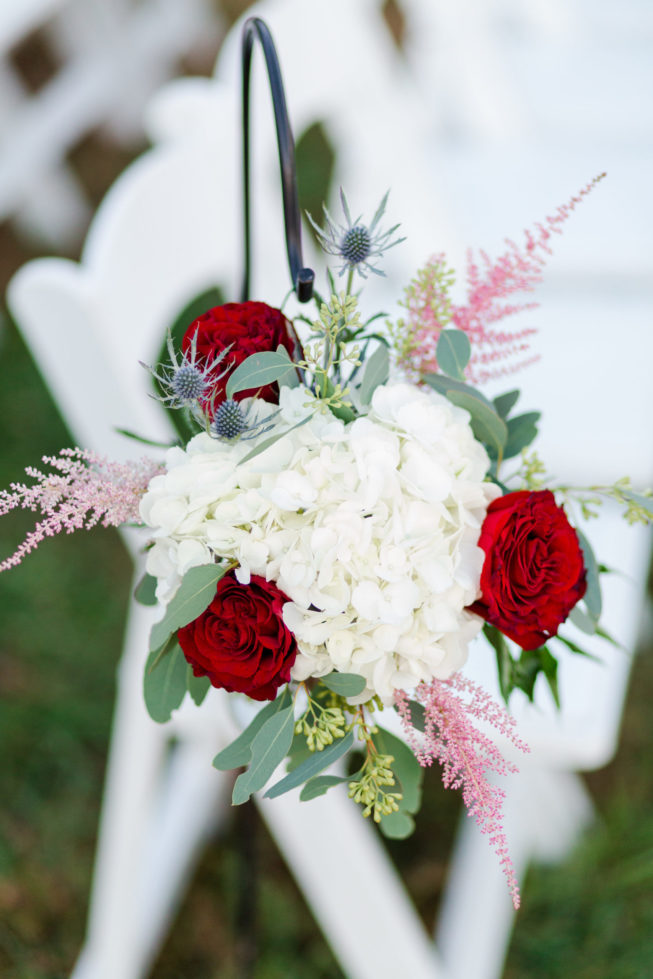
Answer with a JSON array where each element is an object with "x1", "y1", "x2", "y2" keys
[
  {"x1": 470, "y1": 490, "x2": 587, "y2": 650},
  {"x1": 177, "y1": 572, "x2": 298, "y2": 701},
  {"x1": 182, "y1": 301, "x2": 296, "y2": 409}
]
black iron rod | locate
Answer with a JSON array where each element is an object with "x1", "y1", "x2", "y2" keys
[{"x1": 241, "y1": 17, "x2": 314, "y2": 303}]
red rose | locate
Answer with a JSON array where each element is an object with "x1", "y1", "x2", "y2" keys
[
  {"x1": 182, "y1": 301, "x2": 297, "y2": 409},
  {"x1": 470, "y1": 490, "x2": 586, "y2": 650},
  {"x1": 177, "y1": 572, "x2": 298, "y2": 701}
]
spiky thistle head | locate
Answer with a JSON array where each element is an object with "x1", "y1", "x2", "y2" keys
[
  {"x1": 141, "y1": 330, "x2": 231, "y2": 414},
  {"x1": 210, "y1": 398, "x2": 279, "y2": 443},
  {"x1": 211, "y1": 399, "x2": 246, "y2": 440},
  {"x1": 307, "y1": 188, "x2": 405, "y2": 279}
]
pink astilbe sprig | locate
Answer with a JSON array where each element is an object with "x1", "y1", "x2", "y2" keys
[
  {"x1": 398, "y1": 174, "x2": 606, "y2": 384},
  {"x1": 0, "y1": 448, "x2": 163, "y2": 571},
  {"x1": 395, "y1": 674, "x2": 530, "y2": 909}
]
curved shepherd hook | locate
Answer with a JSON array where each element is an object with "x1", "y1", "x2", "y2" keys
[{"x1": 241, "y1": 17, "x2": 315, "y2": 303}]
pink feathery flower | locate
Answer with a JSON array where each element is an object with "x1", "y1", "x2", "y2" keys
[
  {"x1": 0, "y1": 448, "x2": 163, "y2": 571},
  {"x1": 400, "y1": 174, "x2": 605, "y2": 384},
  {"x1": 395, "y1": 674, "x2": 530, "y2": 909}
]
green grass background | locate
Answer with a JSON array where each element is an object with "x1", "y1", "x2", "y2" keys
[{"x1": 1, "y1": 4, "x2": 653, "y2": 976}]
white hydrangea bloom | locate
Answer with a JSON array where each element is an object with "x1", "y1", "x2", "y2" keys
[{"x1": 140, "y1": 383, "x2": 500, "y2": 702}]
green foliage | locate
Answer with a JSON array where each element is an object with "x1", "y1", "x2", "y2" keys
[
  {"x1": 422, "y1": 372, "x2": 495, "y2": 409},
  {"x1": 264, "y1": 730, "x2": 355, "y2": 799},
  {"x1": 575, "y1": 528, "x2": 602, "y2": 620},
  {"x1": 300, "y1": 774, "x2": 350, "y2": 801},
  {"x1": 446, "y1": 390, "x2": 508, "y2": 461},
  {"x1": 503, "y1": 411, "x2": 541, "y2": 459},
  {"x1": 186, "y1": 665, "x2": 211, "y2": 706},
  {"x1": 143, "y1": 643, "x2": 188, "y2": 723},
  {"x1": 225, "y1": 350, "x2": 296, "y2": 400},
  {"x1": 483, "y1": 624, "x2": 560, "y2": 706},
  {"x1": 213, "y1": 688, "x2": 292, "y2": 771},
  {"x1": 493, "y1": 389, "x2": 520, "y2": 419},
  {"x1": 148, "y1": 564, "x2": 226, "y2": 652},
  {"x1": 358, "y1": 342, "x2": 390, "y2": 405},
  {"x1": 232, "y1": 706, "x2": 296, "y2": 805},
  {"x1": 134, "y1": 572, "x2": 158, "y2": 606},
  {"x1": 436, "y1": 329, "x2": 471, "y2": 380},
  {"x1": 320, "y1": 672, "x2": 366, "y2": 697}
]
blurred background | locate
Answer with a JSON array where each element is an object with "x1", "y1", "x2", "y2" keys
[{"x1": 1, "y1": 0, "x2": 652, "y2": 976}]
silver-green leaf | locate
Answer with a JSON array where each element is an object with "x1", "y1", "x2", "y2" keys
[
  {"x1": 379, "y1": 810, "x2": 415, "y2": 839},
  {"x1": 186, "y1": 665, "x2": 211, "y2": 706},
  {"x1": 574, "y1": 528, "x2": 602, "y2": 620},
  {"x1": 213, "y1": 688, "x2": 292, "y2": 771},
  {"x1": 447, "y1": 391, "x2": 508, "y2": 459},
  {"x1": 320, "y1": 672, "x2": 367, "y2": 697},
  {"x1": 232, "y1": 706, "x2": 296, "y2": 805},
  {"x1": 358, "y1": 343, "x2": 390, "y2": 405},
  {"x1": 436, "y1": 329, "x2": 471, "y2": 380},
  {"x1": 226, "y1": 351, "x2": 295, "y2": 399},
  {"x1": 143, "y1": 643, "x2": 188, "y2": 723},
  {"x1": 264, "y1": 731, "x2": 354, "y2": 799},
  {"x1": 299, "y1": 774, "x2": 350, "y2": 801},
  {"x1": 149, "y1": 564, "x2": 226, "y2": 652},
  {"x1": 134, "y1": 573, "x2": 158, "y2": 606}
]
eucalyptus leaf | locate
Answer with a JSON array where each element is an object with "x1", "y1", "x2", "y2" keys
[
  {"x1": 232, "y1": 706, "x2": 296, "y2": 805},
  {"x1": 493, "y1": 390, "x2": 520, "y2": 420},
  {"x1": 264, "y1": 730, "x2": 354, "y2": 799},
  {"x1": 149, "y1": 564, "x2": 226, "y2": 652},
  {"x1": 300, "y1": 774, "x2": 350, "y2": 801},
  {"x1": 422, "y1": 373, "x2": 495, "y2": 410},
  {"x1": 575, "y1": 528, "x2": 602, "y2": 620},
  {"x1": 379, "y1": 810, "x2": 415, "y2": 840},
  {"x1": 134, "y1": 573, "x2": 158, "y2": 606},
  {"x1": 213, "y1": 687, "x2": 292, "y2": 771},
  {"x1": 502, "y1": 412, "x2": 541, "y2": 459},
  {"x1": 186, "y1": 665, "x2": 211, "y2": 706},
  {"x1": 320, "y1": 672, "x2": 367, "y2": 697},
  {"x1": 436, "y1": 329, "x2": 471, "y2": 380},
  {"x1": 569, "y1": 604, "x2": 597, "y2": 635},
  {"x1": 143, "y1": 643, "x2": 187, "y2": 723},
  {"x1": 147, "y1": 632, "x2": 177, "y2": 673},
  {"x1": 447, "y1": 391, "x2": 508, "y2": 461},
  {"x1": 358, "y1": 343, "x2": 390, "y2": 405},
  {"x1": 226, "y1": 351, "x2": 295, "y2": 399},
  {"x1": 373, "y1": 728, "x2": 423, "y2": 814}
]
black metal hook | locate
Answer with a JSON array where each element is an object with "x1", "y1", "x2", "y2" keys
[{"x1": 240, "y1": 17, "x2": 315, "y2": 304}]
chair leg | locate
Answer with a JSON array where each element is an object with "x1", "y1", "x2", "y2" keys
[
  {"x1": 435, "y1": 766, "x2": 594, "y2": 979},
  {"x1": 256, "y1": 784, "x2": 446, "y2": 979},
  {"x1": 69, "y1": 596, "x2": 171, "y2": 979}
]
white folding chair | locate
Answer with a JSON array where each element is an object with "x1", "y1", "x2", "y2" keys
[
  {"x1": 7, "y1": 1, "x2": 652, "y2": 976},
  {"x1": 0, "y1": 0, "x2": 219, "y2": 246}
]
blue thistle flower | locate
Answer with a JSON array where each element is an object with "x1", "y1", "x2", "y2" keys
[
  {"x1": 211, "y1": 399, "x2": 246, "y2": 440},
  {"x1": 307, "y1": 188, "x2": 405, "y2": 278},
  {"x1": 210, "y1": 398, "x2": 280, "y2": 443},
  {"x1": 141, "y1": 330, "x2": 231, "y2": 418}
]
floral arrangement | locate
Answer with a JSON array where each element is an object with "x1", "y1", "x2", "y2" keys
[{"x1": 3, "y1": 180, "x2": 652, "y2": 910}]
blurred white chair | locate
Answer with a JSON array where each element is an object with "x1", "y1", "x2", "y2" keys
[
  {"x1": 0, "y1": 0, "x2": 219, "y2": 247},
  {"x1": 7, "y1": 1, "x2": 652, "y2": 977}
]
